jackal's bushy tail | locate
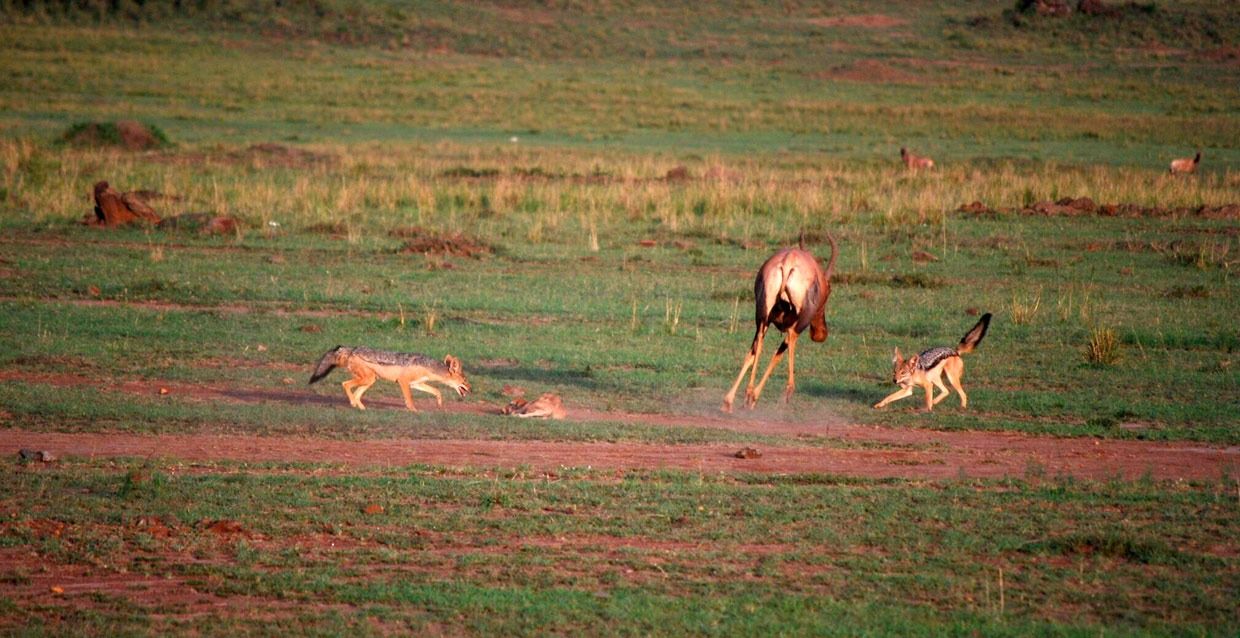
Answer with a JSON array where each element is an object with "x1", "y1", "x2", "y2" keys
[
  {"x1": 309, "y1": 346, "x2": 345, "y2": 384},
  {"x1": 956, "y1": 313, "x2": 992, "y2": 355}
]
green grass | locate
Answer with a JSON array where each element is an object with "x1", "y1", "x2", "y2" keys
[
  {"x1": 0, "y1": 205, "x2": 1235, "y2": 442},
  {"x1": 1, "y1": 460, "x2": 1235, "y2": 635}
]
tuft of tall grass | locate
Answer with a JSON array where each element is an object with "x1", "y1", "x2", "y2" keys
[
  {"x1": 1010, "y1": 291, "x2": 1042, "y2": 325},
  {"x1": 1086, "y1": 326, "x2": 1122, "y2": 366}
]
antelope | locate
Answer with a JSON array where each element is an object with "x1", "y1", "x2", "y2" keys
[
  {"x1": 723, "y1": 236, "x2": 838, "y2": 412},
  {"x1": 1168, "y1": 151, "x2": 1201, "y2": 175},
  {"x1": 900, "y1": 147, "x2": 934, "y2": 170}
]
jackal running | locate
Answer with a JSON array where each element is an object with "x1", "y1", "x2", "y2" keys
[
  {"x1": 309, "y1": 346, "x2": 471, "y2": 411},
  {"x1": 873, "y1": 313, "x2": 992, "y2": 411}
]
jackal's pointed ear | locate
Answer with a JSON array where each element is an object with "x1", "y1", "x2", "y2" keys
[
  {"x1": 444, "y1": 355, "x2": 461, "y2": 375},
  {"x1": 892, "y1": 347, "x2": 902, "y2": 365},
  {"x1": 907, "y1": 354, "x2": 919, "y2": 368}
]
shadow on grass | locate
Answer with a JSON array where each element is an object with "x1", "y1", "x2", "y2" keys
[{"x1": 797, "y1": 381, "x2": 880, "y2": 406}]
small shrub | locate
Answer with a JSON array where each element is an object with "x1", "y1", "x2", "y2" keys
[
  {"x1": 1086, "y1": 326, "x2": 1121, "y2": 366},
  {"x1": 1010, "y1": 292, "x2": 1042, "y2": 325}
]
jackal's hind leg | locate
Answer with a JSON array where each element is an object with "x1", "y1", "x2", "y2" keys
[
  {"x1": 945, "y1": 361, "x2": 968, "y2": 408},
  {"x1": 931, "y1": 375, "x2": 952, "y2": 406}
]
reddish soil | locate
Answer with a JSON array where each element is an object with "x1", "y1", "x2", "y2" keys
[
  {"x1": 807, "y1": 15, "x2": 907, "y2": 29},
  {"x1": 814, "y1": 59, "x2": 921, "y2": 85},
  {"x1": 2, "y1": 370, "x2": 1236, "y2": 481}
]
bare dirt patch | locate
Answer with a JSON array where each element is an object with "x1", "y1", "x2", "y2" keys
[
  {"x1": 2, "y1": 367, "x2": 1236, "y2": 481},
  {"x1": 151, "y1": 143, "x2": 335, "y2": 169},
  {"x1": 1200, "y1": 46, "x2": 1240, "y2": 64},
  {"x1": 808, "y1": 14, "x2": 907, "y2": 29},
  {"x1": 959, "y1": 198, "x2": 1240, "y2": 220},
  {"x1": 392, "y1": 227, "x2": 493, "y2": 258},
  {"x1": 813, "y1": 59, "x2": 921, "y2": 84},
  {"x1": 1, "y1": 427, "x2": 1233, "y2": 481}
]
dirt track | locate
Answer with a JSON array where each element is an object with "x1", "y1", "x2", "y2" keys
[{"x1": 2, "y1": 371, "x2": 1236, "y2": 481}]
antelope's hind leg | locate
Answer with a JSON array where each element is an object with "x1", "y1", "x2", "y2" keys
[
  {"x1": 724, "y1": 327, "x2": 766, "y2": 412},
  {"x1": 750, "y1": 338, "x2": 789, "y2": 408}
]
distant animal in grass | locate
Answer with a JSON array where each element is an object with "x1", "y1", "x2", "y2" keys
[
  {"x1": 309, "y1": 346, "x2": 470, "y2": 411},
  {"x1": 1168, "y1": 151, "x2": 1201, "y2": 175},
  {"x1": 900, "y1": 147, "x2": 935, "y2": 170},
  {"x1": 723, "y1": 237, "x2": 838, "y2": 412},
  {"x1": 90, "y1": 180, "x2": 162, "y2": 226},
  {"x1": 501, "y1": 393, "x2": 566, "y2": 419},
  {"x1": 874, "y1": 313, "x2": 992, "y2": 411}
]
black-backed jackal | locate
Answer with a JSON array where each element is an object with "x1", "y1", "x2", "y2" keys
[
  {"x1": 873, "y1": 313, "x2": 992, "y2": 411},
  {"x1": 309, "y1": 346, "x2": 471, "y2": 411}
]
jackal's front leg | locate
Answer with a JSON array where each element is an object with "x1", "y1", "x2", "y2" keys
[
  {"x1": 873, "y1": 386, "x2": 913, "y2": 409},
  {"x1": 922, "y1": 381, "x2": 936, "y2": 411},
  {"x1": 397, "y1": 381, "x2": 419, "y2": 412},
  {"x1": 342, "y1": 379, "x2": 364, "y2": 409},
  {"x1": 411, "y1": 382, "x2": 444, "y2": 407}
]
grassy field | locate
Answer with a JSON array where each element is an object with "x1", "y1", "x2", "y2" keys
[
  {"x1": 2, "y1": 459, "x2": 1236, "y2": 635},
  {"x1": 1, "y1": 0, "x2": 1238, "y2": 635}
]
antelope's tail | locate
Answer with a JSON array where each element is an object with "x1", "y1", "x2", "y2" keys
[
  {"x1": 309, "y1": 346, "x2": 345, "y2": 384},
  {"x1": 823, "y1": 233, "x2": 838, "y2": 281},
  {"x1": 956, "y1": 313, "x2": 992, "y2": 355}
]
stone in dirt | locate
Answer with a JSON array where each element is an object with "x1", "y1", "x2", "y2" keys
[{"x1": 734, "y1": 447, "x2": 762, "y2": 459}]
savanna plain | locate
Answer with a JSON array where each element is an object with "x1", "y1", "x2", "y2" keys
[{"x1": 0, "y1": 1, "x2": 1237, "y2": 635}]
